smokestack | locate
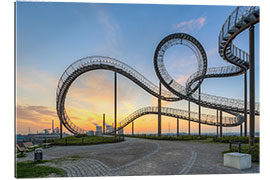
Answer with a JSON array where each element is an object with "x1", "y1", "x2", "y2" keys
[
  {"x1": 52, "y1": 120, "x2": 54, "y2": 134},
  {"x1": 103, "y1": 113, "x2": 105, "y2": 134}
]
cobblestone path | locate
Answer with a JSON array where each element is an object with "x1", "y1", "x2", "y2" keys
[{"x1": 55, "y1": 159, "x2": 115, "y2": 177}]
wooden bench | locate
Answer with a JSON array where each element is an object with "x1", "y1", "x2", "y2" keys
[
  {"x1": 23, "y1": 142, "x2": 38, "y2": 150},
  {"x1": 16, "y1": 144, "x2": 28, "y2": 157}
]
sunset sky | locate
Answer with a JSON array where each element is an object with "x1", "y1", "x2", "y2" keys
[{"x1": 16, "y1": 2, "x2": 260, "y2": 135}]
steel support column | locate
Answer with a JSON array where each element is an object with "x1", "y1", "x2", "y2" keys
[
  {"x1": 198, "y1": 87, "x2": 201, "y2": 136},
  {"x1": 216, "y1": 110, "x2": 219, "y2": 137},
  {"x1": 220, "y1": 111, "x2": 222, "y2": 137},
  {"x1": 240, "y1": 124, "x2": 243, "y2": 136},
  {"x1": 188, "y1": 100, "x2": 190, "y2": 136},
  {"x1": 249, "y1": 25, "x2": 255, "y2": 146},
  {"x1": 132, "y1": 121, "x2": 134, "y2": 136},
  {"x1": 103, "y1": 113, "x2": 105, "y2": 134},
  {"x1": 177, "y1": 118, "x2": 179, "y2": 137},
  {"x1": 158, "y1": 82, "x2": 162, "y2": 137},
  {"x1": 114, "y1": 72, "x2": 117, "y2": 138},
  {"x1": 60, "y1": 119, "x2": 63, "y2": 139},
  {"x1": 244, "y1": 71, "x2": 247, "y2": 136}
]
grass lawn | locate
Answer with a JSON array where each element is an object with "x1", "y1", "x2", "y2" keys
[
  {"x1": 16, "y1": 153, "x2": 27, "y2": 158},
  {"x1": 16, "y1": 160, "x2": 66, "y2": 178},
  {"x1": 49, "y1": 135, "x2": 124, "y2": 146}
]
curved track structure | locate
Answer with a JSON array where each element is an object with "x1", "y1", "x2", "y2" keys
[
  {"x1": 56, "y1": 6, "x2": 259, "y2": 135},
  {"x1": 118, "y1": 106, "x2": 243, "y2": 129}
]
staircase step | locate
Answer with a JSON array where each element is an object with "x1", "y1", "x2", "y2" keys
[
  {"x1": 234, "y1": 58, "x2": 242, "y2": 63},
  {"x1": 246, "y1": 13, "x2": 257, "y2": 21},
  {"x1": 253, "y1": 9, "x2": 259, "y2": 18},
  {"x1": 242, "y1": 62, "x2": 249, "y2": 68},
  {"x1": 220, "y1": 41, "x2": 226, "y2": 45},
  {"x1": 235, "y1": 21, "x2": 246, "y2": 28},
  {"x1": 222, "y1": 35, "x2": 231, "y2": 41},
  {"x1": 243, "y1": 18, "x2": 251, "y2": 24},
  {"x1": 228, "y1": 27, "x2": 238, "y2": 34}
]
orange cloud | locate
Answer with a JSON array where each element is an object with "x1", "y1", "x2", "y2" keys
[
  {"x1": 17, "y1": 105, "x2": 57, "y2": 122},
  {"x1": 16, "y1": 104, "x2": 58, "y2": 134}
]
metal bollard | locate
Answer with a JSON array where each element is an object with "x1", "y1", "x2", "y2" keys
[
  {"x1": 238, "y1": 142, "x2": 241, "y2": 153},
  {"x1": 229, "y1": 140, "x2": 232, "y2": 150},
  {"x1": 65, "y1": 138, "x2": 67, "y2": 146}
]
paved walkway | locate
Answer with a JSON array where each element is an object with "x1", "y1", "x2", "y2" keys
[{"x1": 17, "y1": 137, "x2": 259, "y2": 177}]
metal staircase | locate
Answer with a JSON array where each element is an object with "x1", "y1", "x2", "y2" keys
[
  {"x1": 219, "y1": 6, "x2": 259, "y2": 71},
  {"x1": 116, "y1": 106, "x2": 243, "y2": 132}
]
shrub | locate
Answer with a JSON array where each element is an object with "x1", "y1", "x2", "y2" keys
[
  {"x1": 16, "y1": 153, "x2": 26, "y2": 158},
  {"x1": 248, "y1": 143, "x2": 260, "y2": 162},
  {"x1": 223, "y1": 143, "x2": 259, "y2": 162},
  {"x1": 213, "y1": 136, "x2": 259, "y2": 144},
  {"x1": 124, "y1": 134, "x2": 208, "y2": 141},
  {"x1": 49, "y1": 135, "x2": 124, "y2": 146},
  {"x1": 75, "y1": 134, "x2": 88, "y2": 138}
]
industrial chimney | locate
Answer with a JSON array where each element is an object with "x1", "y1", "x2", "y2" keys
[
  {"x1": 103, "y1": 113, "x2": 105, "y2": 134},
  {"x1": 52, "y1": 120, "x2": 54, "y2": 134}
]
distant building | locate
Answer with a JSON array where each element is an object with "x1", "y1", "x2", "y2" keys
[
  {"x1": 44, "y1": 129, "x2": 50, "y2": 134},
  {"x1": 16, "y1": 134, "x2": 25, "y2": 141},
  {"x1": 106, "y1": 125, "x2": 113, "y2": 133},
  {"x1": 96, "y1": 126, "x2": 102, "y2": 136},
  {"x1": 118, "y1": 128, "x2": 124, "y2": 135},
  {"x1": 87, "y1": 130, "x2": 94, "y2": 135},
  {"x1": 54, "y1": 127, "x2": 60, "y2": 134}
]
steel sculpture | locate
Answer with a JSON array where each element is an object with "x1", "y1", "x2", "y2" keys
[{"x1": 56, "y1": 6, "x2": 259, "y2": 136}]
